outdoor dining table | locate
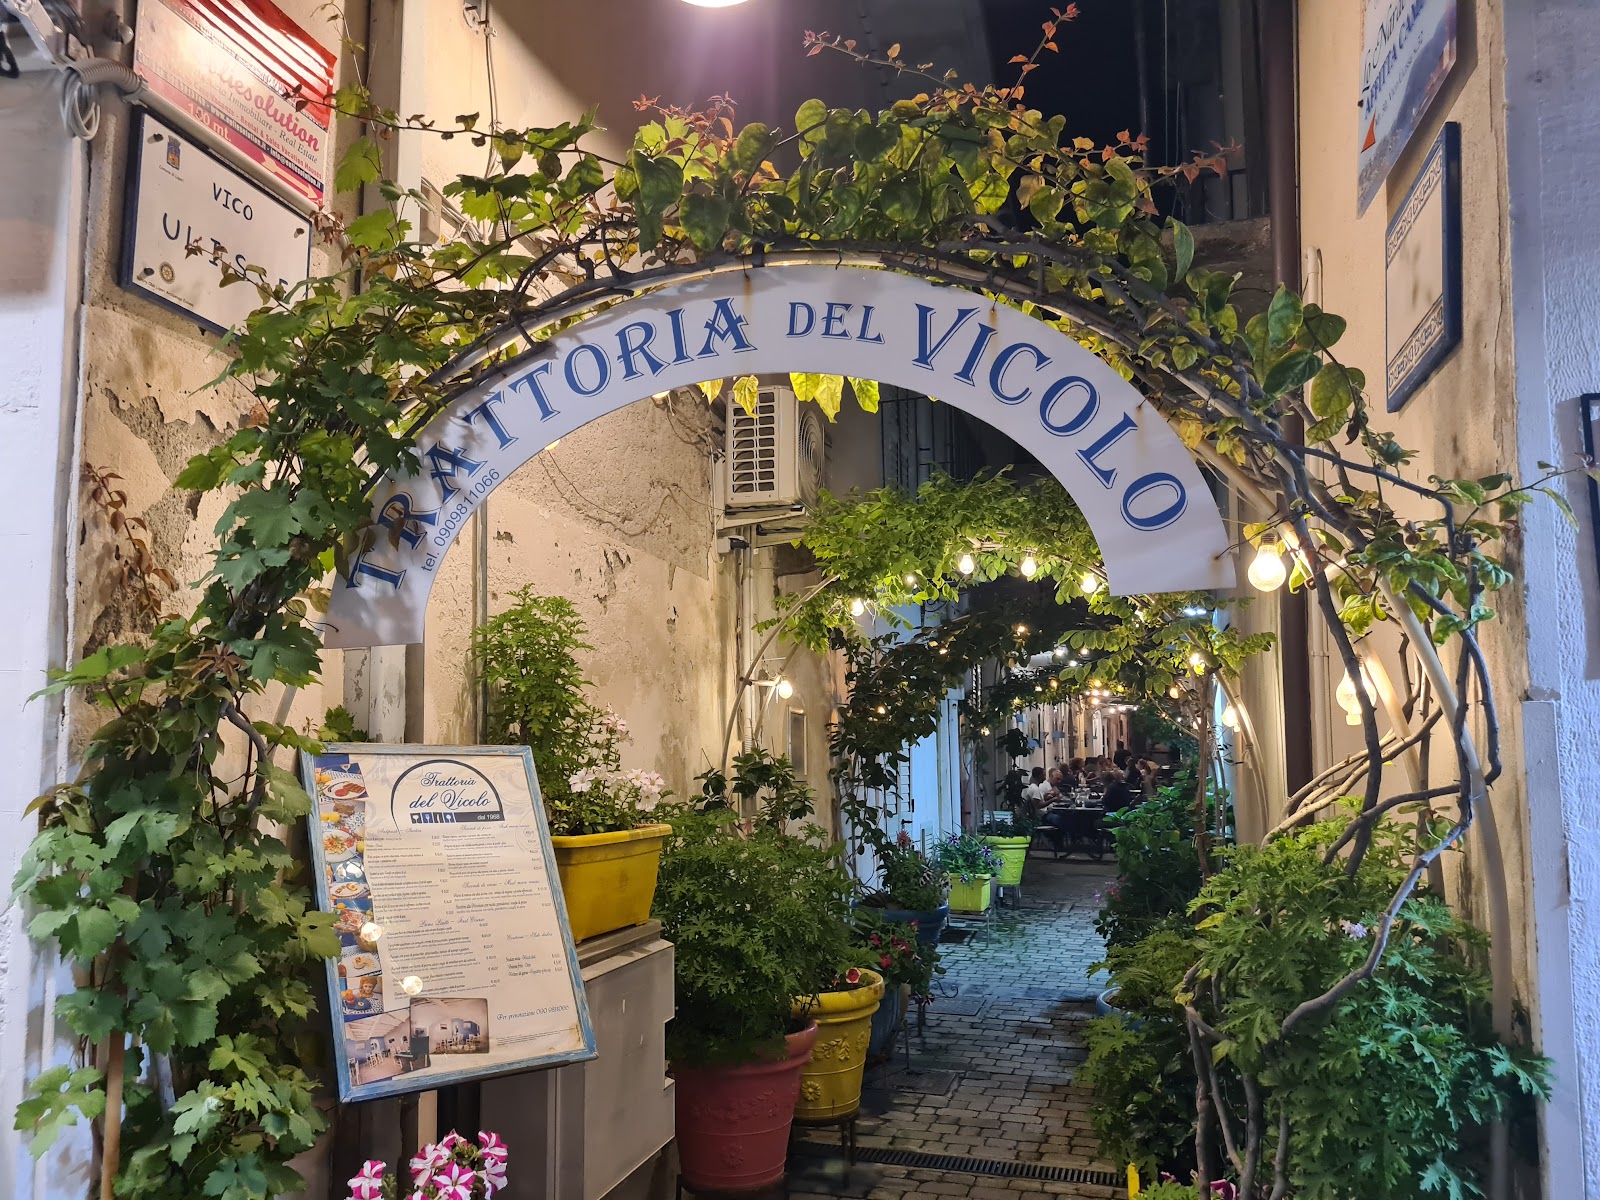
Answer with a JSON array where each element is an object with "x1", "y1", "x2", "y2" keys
[{"x1": 1041, "y1": 799, "x2": 1109, "y2": 860}]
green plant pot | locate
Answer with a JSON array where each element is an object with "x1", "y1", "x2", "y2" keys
[
  {"x1": 946, "y1": 875, "x2": 994, "y2": 913},
  {"x1": 981, "y1": 836, "x2": 1031, "y2": 887}
]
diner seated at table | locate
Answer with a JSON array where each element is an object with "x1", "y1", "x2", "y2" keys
[{"x1": 1099, "y1": 764, "x2": 1138, "y2": 813}]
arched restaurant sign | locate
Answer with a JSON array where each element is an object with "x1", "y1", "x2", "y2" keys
[{"x1": 323, "y1": 265, "x2": 1234, "y2": 647}]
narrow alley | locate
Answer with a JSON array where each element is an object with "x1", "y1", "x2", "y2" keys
[{"x1": 788, "y1": 858, "x2": 1123, "y2": 1200}]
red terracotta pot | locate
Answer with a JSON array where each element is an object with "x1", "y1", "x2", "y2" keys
[{"x1": 672, "y1": 1022, "x2": 819, "y2": 1195}]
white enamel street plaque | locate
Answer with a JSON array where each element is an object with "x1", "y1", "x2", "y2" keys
[
  {"x1": 322, "y1": 265, "x2": 1236, "y2": 648},
  {"x1": 120, "y1": 107, "x2": 313, "y2": 335}
]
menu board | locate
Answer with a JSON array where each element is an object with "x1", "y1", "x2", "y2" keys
[{"x1": 301, "y1": 745, "x2": 595, "y2": 1102}]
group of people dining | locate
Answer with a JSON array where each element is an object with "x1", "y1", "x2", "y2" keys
[{"x1": 1005, "y1": 749, "x2": 1162, "y2": 855}]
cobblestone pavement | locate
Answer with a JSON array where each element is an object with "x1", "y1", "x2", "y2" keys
[{"x1": 786, "y1": 854, "x2": 1122, "y2": 1200}]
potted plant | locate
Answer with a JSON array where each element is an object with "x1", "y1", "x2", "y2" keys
[
  {"x1": 977, "y1": 812, "x2": 1034, "y2": 889},
  {"x1": 859, "y1": 832, "x2": 950, "y2": 945},
  {"x1": 935, "y1": 831, "x2": 1003, "y2": 914},
  {"x1": 791, "y1": 960, "x2": 884, "y2": 1123},
  {"x1": 652, "y1": 806, "x2": 852, "y2": 1194},
  {"x1": 474, "y1": 589, "x2": 673, "y2": 942},
  {"x1": 849, "y1": 909, "x2": 943, "y2": 1064},
  {"x1": 344, "y1": 1130, "x2": 509, "y2": 1199}
]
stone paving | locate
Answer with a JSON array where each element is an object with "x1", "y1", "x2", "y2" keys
[{"x1": 786, "y1": 854, "x2": 1123, "y2": 1200}]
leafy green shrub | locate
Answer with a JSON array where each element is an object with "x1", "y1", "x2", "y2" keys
[
  {"x1": 652, "y1": 810, "x2": 851, "y2": 1066},
  {"x1": 977, "y1": 810, "x2": 1035, "y2": 837},
  {"x1": 933, "y1": 831, "x2": 1003, "y2": 882},
  {"x1": 1080, "y1": 925, "x2": 1202, "y2": 1178},
  {"x1": 1095, "y1": 769, "x2": 1205, "y2": 949},
  {"x1": 861, "y1": 835, "x2": 946, "y2": 912},
  {"x1": 696, "y1": 747, "x2": 814, "y2": 824},
  {"x1": 1191, "y1": 824, "x2": 1549, "y2": 1200}
]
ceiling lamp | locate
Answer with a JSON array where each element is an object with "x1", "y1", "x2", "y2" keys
[{"x1": 1247, "y1": 534, "x2": 1288, "y2": 593}]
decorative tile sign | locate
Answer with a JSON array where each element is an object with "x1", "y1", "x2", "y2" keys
[
  {"x1": 133, "y1": 0, "x2": 336, "y2": 204},
  {"x1": 301, "y1": 744, "x2": 595, "y2": 1102},
  {"x1": 1385, "y1": 123, "x2": 1462, "y2": 412},
  {"x1": 1358, "y1": 0, "x2": 1457, "y2": 216},
  {"x1": 120, "y1": 108, "x2": 312, "y2": 335}
]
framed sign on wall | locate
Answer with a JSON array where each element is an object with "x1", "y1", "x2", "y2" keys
[
  {"x1": 301, "y1": 744, "x2": 596, "y2": 1103},
  {"x1": 133, "y1": 0, "x2": 336, "y2": 204},
  {"x1": 1357, "y1": 0, "x2": 1458, "y2": 216},
  {"x1": 120, "y1": 108, "x2": 313, "y2": 335},
  {"x1": 1385, "y1": 122, "x2": 1462, "y2": 412}
]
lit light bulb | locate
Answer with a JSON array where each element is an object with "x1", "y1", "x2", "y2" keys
[
  {"x1": 1247, "y1": 535, "x2": 1288, "y2": 593},
  {"x1": 1077, "y1": 648, "x2": 1088, "y2": 659},
  {"x1": 1335, "y1": 668, "x2": 1376, "y2": 726},
  {"x1": 1168, "y1": 686, "x2": 1182, "y2": 699},
  {"x1": 1015, "y1": 624, "x2": 1029, "y2": 635},
  {"x1": 775, "y1": 677, "x2": 794, "y2": 699},
  {"x1": 981, "y1": 726, "x2": 991, "y2": 736},
  {"x1": 1081, "y1": 572, "x2": 1100, "y2": 594},
  {"x1": 1222, "y1": 704, "x2": 1240, "y2": 731},
  {"x1": 876, "y1": 705, "x2": 887, "y2": 715},
  {"x1": 1189, "y1": 652, "x2": 1207, "y2": 675},
  {"x1": 1090, "y1": 678, "x2": 1103, "y2": 688},
  {"x1": 850, "y1": 597, "x2": 867, "y2": 617},
  {"x1": 904, "y1": 573, "x2": 917, "y2": 586},
  {"x1": 358, "y1": 921, "x2": 383, "y2": 945},
  {"x1": 1091, "y1": 696, "x2": 1102, "y2": 707},
  {"x1": 1053, "y1": 647, "x2": 1066, "y2": 658},
  {"x1": 958, "y1": 553, "x2": 976, "y2": 576},
  {"x1": 1020, "y1": 554, "x2": 1038, "y2": 578},
  {"x1": 1049, "y1": 679, "x2": 1059, "y2": 689},
  {"x1": 400, "y1": 976, "x2": 424, "y2": 996}
]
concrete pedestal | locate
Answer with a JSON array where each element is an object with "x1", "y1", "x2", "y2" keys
[{"x1": 482, "y1": 921, "x2": 675, "y2": 1200}]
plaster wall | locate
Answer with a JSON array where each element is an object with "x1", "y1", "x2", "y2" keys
[{"x1": 1295, "y1": 1, "x2": 1597, "y2": 1191}]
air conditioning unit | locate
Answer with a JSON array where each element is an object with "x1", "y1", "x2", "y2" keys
[{"x1": 723, "y1": 383, "x2": 826, "y2": 512}]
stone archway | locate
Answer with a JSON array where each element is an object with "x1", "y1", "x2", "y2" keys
[{"x1": 324, "y1": 261, "x2": 1235, "y2": 648}]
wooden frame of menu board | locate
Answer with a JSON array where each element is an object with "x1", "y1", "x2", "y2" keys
[{"x1": 301, "y1": 744, "x2": 596, "y2": 1102}]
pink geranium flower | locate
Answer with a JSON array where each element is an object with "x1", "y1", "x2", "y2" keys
[
  {"x1": 348, "y1": 1160, "x2": 385, "y2": 1200},
  {"x1": 432, "y1": 1161, "x2": 477, "y2": 1200}
]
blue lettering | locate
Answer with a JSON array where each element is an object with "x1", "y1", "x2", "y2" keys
[
  {"x1": 1120, "y1": 473, "x2": 1188, "y2": 530},
  {"x1": 1038, "y1": 377, "x2": 1100, "y2": 436},
  {"x1": 426, "y1": 444, "x2": 485, "y2": 502},
  {"x1": 989, "y1": 342, "x2": 1050, "y2": 404},
  {"x1": 1076, "y1": 414, "x2": 1139, "y2": 488},
  {"x1": 856, "y1": 304, "x2": 885, "y2": 344},
  {"x1": 461, "y1": 392, "x2": 518, "y2": 448},
  {"x1": 955, "y1": 326, "x2": 998, "y2": 385},
  {"x1": 697, "y1": 298, "x2": 755, "y2": 357},
  {"x1": 503, "y1": 364, "x2": 560, "y2": 422},
  {"x1": 615, "y1": 320, "x2": 668, "y2": 381},
  {"x1": 788, "y1": 302, "x2": 817, "y2": 337},
  {"x1": 913, "y1": 305, "x2": 979, "y2": 369},
  {"x1": 347, "y1": 553, "x2": 405, "y2": 590},
  {"x1": 665, "y1": 308, "x2": 693, "y2": 363},
  {"x1": 821, "y1": 302, "x2": 853, "y2": 339},
  {"x1": 564, "y1": 343, "x2": 610, "y2": 396},
  {"x1": 376, "y1": 492, "x2": 438, "y2": 549}
]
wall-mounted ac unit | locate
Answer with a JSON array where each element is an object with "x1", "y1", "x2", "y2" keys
[{"x1": 723, "y1": 383, "x2": 826, "y2": 511}]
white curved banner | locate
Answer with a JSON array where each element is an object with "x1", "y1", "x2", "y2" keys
[{"x1": 323, "y1": 265, "x2": 1234, "y2": 648}]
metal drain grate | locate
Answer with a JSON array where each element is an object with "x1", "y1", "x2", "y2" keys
[{"x1": 791, "y1": 1142, "x2": 1121, "y2": 1187}]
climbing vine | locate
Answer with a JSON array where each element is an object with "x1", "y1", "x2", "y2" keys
[{"x1": 13, "y1": 17, "x2": 1567, "y2": 1199}]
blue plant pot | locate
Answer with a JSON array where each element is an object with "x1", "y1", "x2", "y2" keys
[
  {"x1": 1095, "y1": 987, "x2": 1121, "y2": 1017},
  {"x1": 866, "y1": 984, "x2": 908, "y2": 1063},
  {"x1": 875, "y1": 903, "x2": 950, "y2": 947}
]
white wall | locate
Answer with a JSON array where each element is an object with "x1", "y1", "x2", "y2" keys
[
  {"x1": 0, "y1": 72, "x2": 94, "y2": 1200},
  {"x1": 1503, "y1": 3, "x2": 1600, "y2": 1192}
]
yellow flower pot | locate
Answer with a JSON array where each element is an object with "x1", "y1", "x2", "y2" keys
[
  {"x1": 791, "y1": 969, "x2": 884, "y2": 1122},
  {"x1": 946, "y1": 874, "x2": 994, "y2": 913},
  {"x1": 981, "y1": 836, "x2": 1031, "y2": 887},
  {"x1": 550, "y1": 823, "x2": 673, "y2": 943}
]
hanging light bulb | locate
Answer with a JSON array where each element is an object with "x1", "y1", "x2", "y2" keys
[
  {"x1": 1020, "y1": 553, "x2": 1039, "y2": 578},
  {"x1": 958, "y1": 552, "x2": 976, "y2": 576},
  {"x1": 1221, "y1": 704, "x2": 1240, "y2": 731},
  {"x1": 1015, "y1": 624, "x2": 1029, "y2": 635},
  {"x1": 1081, "y1": 572, "x2": 1100, "y2": 594},
  {"x1": 1090, "y1": 696, "x2": 1102, "y2": 707},
  {"x1": 1247, "y1": 534, "x2": 1288, "y2": 593},
  {"x1": 1335, "y1": 668, "x2": 1377, "y2": 726},
  {"x1": 1077, "y1": 648, "x2": 1089, "y2": 659},
  {"x1": 1053, "y1": 647, "x2": 1067, "y2": 658},
  {"x1": 1049, "y1": 678, "x2": 1059, "y2": 689},
  {"x1": 1189, "y1": 652, "x2": 1207, "y2": 675},
  {"x1": 775, "y1": 677, "x2": 794, "y2": 699},
  {"x1": 1090, "y1": 678, "x2": 1103, "y2": 688},
  {"x1": 876, "y1": 705, "x2": 888, "y2": 715},
  {"x1": 904, "y1": 573, "x2": 918, "y2": 586},
  {"x1": 981, "y1": 726, "x2": 991, "y2": 736},
  {"x1": 849, "y1": 597, "x2": 867, "y2": 617}
]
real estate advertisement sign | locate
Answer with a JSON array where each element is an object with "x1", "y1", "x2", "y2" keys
[
  {"x1": 302, "y1": 745, "x2": 595, "y2": 1102},
  {"x1": 1357, "y1": 0, "x2": 1457, "y2": 216},
  {"x1": 133, "y1": 0, "x2": 337, "y2": 205},
  {"x1": 120, "y1": 108, "x2": 313, "y2": 334}
]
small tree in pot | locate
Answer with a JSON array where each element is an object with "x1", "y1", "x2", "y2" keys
[{"x1": 653, "y1": 795, "x2": 852, "y2": 1194}]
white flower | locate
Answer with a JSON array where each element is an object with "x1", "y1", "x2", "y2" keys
[{"x1": 1340, "y1": 920, "x2": 1369, "y2": 939}]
